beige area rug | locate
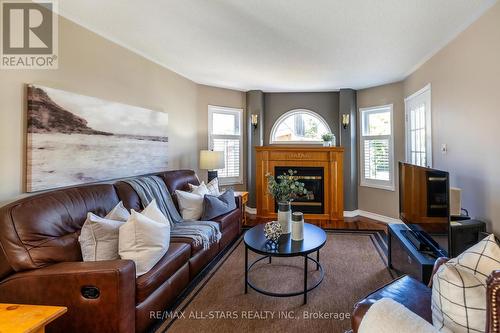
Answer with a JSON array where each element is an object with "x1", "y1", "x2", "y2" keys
[{"x1": 156, "y1": 231, "x2": 395, "y2": 333}]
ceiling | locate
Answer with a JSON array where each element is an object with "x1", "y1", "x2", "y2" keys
[{"x1": 59, "y1": 0, "x2": 497, "y2": 92}]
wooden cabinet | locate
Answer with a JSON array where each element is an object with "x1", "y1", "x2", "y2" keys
[{"x1": 255, "y1": 146, "x2": 344, "y2": 228}]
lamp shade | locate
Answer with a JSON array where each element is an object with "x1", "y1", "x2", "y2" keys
[{"x1": 199, "y1": 150, "x2": 225, "y2": 170}]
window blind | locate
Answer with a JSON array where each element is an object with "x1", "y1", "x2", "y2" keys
[
  {"x1": 208, "y1": 105, "x2": 243, "y2": 185},
  {"x1": 359, "y1": 104, "x2": 394, "y2": 190},
  {"x1": 364, "y1": 139, "x2": 390, "y2": 181},
  {"x1": 212, "y1": 138, "x2": 240, "y2": 178}
]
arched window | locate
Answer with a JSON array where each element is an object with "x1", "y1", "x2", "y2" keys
[{"x1": 270, "y1": 109, "x2": 332, "y2": 144}]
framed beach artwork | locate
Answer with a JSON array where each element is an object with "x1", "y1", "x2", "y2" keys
[{"x1": 26, "y1": 84, "x2": 169, "y2": 192}]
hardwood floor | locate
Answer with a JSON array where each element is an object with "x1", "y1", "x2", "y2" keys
[{"x1": 244, "y1": 213, "x2": 388, "y2": 234}]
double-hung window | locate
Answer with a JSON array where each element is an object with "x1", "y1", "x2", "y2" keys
[
  {"x1": 359, "y1": 104, "x2": 395, "y2": 191},
  {"x1": 208, "y1": 105, "x2": 243, "y2": 185},
  {"x1": 405, "y1": 84, "x2": 432, "y2": 167}
]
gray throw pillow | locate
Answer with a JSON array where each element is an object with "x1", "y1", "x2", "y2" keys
[{"x1": 201, "y1": 189, "x2": 237, "y2": 220}]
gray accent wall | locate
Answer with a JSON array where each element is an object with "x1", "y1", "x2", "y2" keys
[
  {"x1": 245, "y1": 90, "x2": 360, "y2": 211},
  {"x1": 263, "y1": 92, "x2": 340, "y2": 145},
  {"x1": 246, "y1": 90, "x2": 264, "y2": 207},
  {"x1": 339, "y1": 89, "x2": 358, "y2": 211}
]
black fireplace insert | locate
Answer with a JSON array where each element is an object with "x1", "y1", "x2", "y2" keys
[{"x1": 274, "y1": 166, "x2": 325, "y2": 214}]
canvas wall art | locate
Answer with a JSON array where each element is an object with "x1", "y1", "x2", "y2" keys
[{"x1": 26, "y1": 84, "x2": 169, "y2": 192}]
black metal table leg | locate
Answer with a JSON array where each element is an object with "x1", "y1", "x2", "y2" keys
[
  {"x1": 316, "y1": 250, "x2": 320, "y2": 271},
  {"x1": 245, "y1": 245, "x2": 248, "y2": 294},
  {"x1": 268, "y1": 256, "x2": 272, "y2": 264},
  {"x1": 304, "y1": 255, "x2": 308, "y2": 304}
]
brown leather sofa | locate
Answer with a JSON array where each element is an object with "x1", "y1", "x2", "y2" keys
[
  {"x1": 0, "y1": 170, "x2": 242, "y2": 333},
  {"x1": 352, "y1": 257, "x2": 500, "y2": 332}
]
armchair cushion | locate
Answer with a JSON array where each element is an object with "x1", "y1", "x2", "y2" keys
[{"x1": 358, "y1": 298, "x2": 438, "y2": 333}]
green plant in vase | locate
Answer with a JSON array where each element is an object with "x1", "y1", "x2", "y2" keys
[
  {"x1": 321, "y1": 132, "x2": 335, "y2": 147},
  {"x1": 266, "y1": 169, "x2": 307, "y2": 234}
]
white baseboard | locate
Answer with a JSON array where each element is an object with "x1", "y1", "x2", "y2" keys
[
  {"x1": 343, "y1": 210, "x2": 402, "y2": 224},
  {"x1": 248, "y1": 207, "x2": 401, "y2": 224}
]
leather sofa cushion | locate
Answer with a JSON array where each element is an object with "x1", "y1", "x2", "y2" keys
[
  {"x1": 172, "y1": 237, "x2": 205, "y2": 255},
  {"x1": 161, "y1": 170, "x2": 199, "y2": 194},
  {"x1": 135, "y1": 242, "x2": 191, "y2": 303},
  {"x1": 212, "y1": 209, "x2": 241, "y2": 231},
  {"x1": 0, "y1": 184, "x2": 119, "y2": 272},
  {"x1": 115, "y1": 181, "x2": 143, "y2": 212}
]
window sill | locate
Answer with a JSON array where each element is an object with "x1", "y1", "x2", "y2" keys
[
  {"x1": 360, "y1": 182, "x2": 395, "y2": 192},
  {"x1": 218, "y1": 179, "x2": 244, "y2": 186}
]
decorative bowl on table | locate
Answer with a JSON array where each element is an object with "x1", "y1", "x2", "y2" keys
[{"x1": 264, "y1": 221, "x2": 282, "y2": 243}]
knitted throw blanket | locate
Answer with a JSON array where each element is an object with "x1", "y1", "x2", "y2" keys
[{"x1": 123, "y1": 176, "x2": 221, "y2": 250}]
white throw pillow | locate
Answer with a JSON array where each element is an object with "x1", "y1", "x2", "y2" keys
[
  {"x1": 119, "y1": 208, "x2": 171, "y2": 276},
  {"x1": 432, "y1": 234, "x2": 500, "y2": 332},
  {"x1": 359, "y1": 298, "x2": 438, "y2": 333},
  {"x1": 176, "y1": 183, "x2": 209, "y2": 220},
  {"x1": 105, "y1": 201, "x2": 130, "y2": 222},
  {"x1": 189, "y1": 178, "x2": 220, "y2": 196},
  {"x1": 142, "y1": 199, "x2": 170, "y2": 225},
  {"x1": 79, "y1": 213, "x2": 124, "y2": 261}
]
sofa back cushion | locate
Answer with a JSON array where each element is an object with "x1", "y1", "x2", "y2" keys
[
  {"x1": 160, "y1": 170, "x2": 200, "y2": 209},
  {"x1": 115, "y1": 181, "x2": 143, "y2": 211},
  {"x1": 0, "y1": 184, "x2": 119, "y2": 272}
]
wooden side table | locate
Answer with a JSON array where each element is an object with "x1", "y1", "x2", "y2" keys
[
  {"x1": 0, "y1": 303, "x2": 67, "y2": 333},
  {"x1": 234, "y1": 191, "x2": 248, "y2": 226}
]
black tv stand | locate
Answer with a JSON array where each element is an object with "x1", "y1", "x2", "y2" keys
[
  {"x1": 388, "y1": 224, "x2": 440, "y2": 285},
  {"x1": 404, "y1": 230, "x2": 428, "y2": 251}
]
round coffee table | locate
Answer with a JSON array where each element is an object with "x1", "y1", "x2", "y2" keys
[{"x1": 243, "y1": 223, "x2": 327, "y2": 304}]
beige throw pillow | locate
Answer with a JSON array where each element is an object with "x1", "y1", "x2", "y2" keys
[
  {"x1": 105, "y1": 201, "x2": 130, "y2": 221},
  {"x1": 176, "y1": 183, "x2": 209, "y2": 220},
  {"x1": 79, "y1": 213, "x2": 124, "y2": 261},
  {"x1": 189, "y1": 178, "x2": 220, "y2": 196},
  {"x1": 432, "y1": 234, "x2": 500, "y2": 332},
  {"x1": 118, "y1": 201, "x2": 171, "y2": 276}
]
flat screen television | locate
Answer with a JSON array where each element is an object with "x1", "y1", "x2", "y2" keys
[{"x1": 399, "y1": 162, "x2": 450, "y2": 257}]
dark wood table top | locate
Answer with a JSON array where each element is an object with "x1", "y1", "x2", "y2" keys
[{"x1": 244, "y1": 223, "x2": 327, "y2": 257}]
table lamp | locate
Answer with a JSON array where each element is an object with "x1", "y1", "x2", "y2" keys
[{"x1": 199, "y1": 150, "x2": 225, "y2": 182}]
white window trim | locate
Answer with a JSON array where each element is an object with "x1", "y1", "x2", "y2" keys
[
  {"x1": 359, "y1": 104, "x2": 395, "y2": 191},
  {"x1": 208, "y1": 105, "x2": 243, "y2": 185},
  {"x1": 269, "y1": 109, "x2": 332, "y2": 145},
  {"x1": 404, "y1": 83, "x2": 432, "y2": 167}
]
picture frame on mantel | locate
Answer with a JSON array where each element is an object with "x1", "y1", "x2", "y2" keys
[{"x1": 26, "y1": 84, "x2": 169, "y2": 192}]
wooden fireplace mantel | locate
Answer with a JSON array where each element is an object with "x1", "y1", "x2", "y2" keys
[{"x1": 255, "y1": 146, "x2": 344, "y2": 228}]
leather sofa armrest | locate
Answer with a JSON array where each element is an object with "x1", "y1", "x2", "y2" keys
[
  {"x1": 487, "y1": 270, "x2": 500, "y2": 333},
  {"x1": 428, "y1": 257, "x2": 450, "y2": 288},
  {"x1": 0, "y1": 260, "x2": 136, "y2": 333}
]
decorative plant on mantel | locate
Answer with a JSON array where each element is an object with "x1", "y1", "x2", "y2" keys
[
  {"x1": 321, "y1": 132, "x2": 335, "y2": 147},
  {"x1": 321, "y1": 132, "x2": 334, "y2": 142},
  {"x1": 266, "y1": 169, "x2": 307, "y2": 203}
]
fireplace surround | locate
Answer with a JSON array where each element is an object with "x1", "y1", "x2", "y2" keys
[{"x1": 256, "y1": 146, "x2": 344, "y2": 228}]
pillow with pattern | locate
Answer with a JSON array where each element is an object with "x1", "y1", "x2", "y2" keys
[{"x1": 432, "y1": 234, "x2": 500, "y2": 332}]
